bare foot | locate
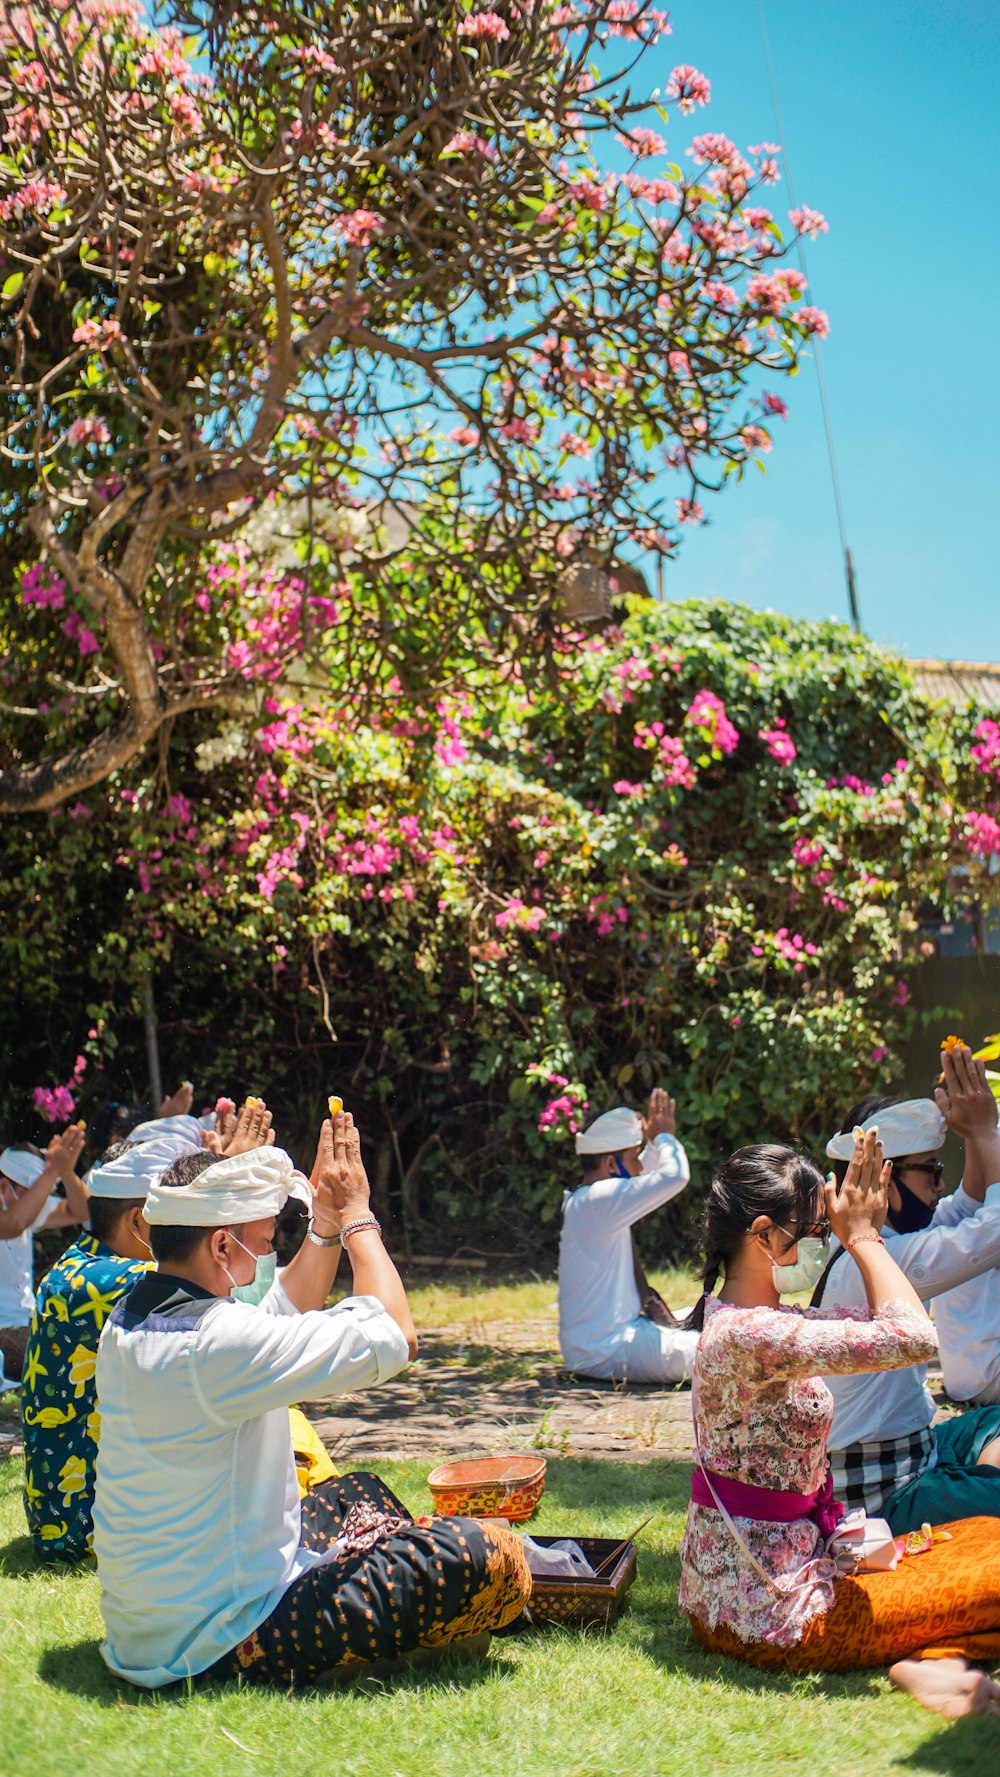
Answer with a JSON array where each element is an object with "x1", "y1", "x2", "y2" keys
[{"x1": 890, "y1": 1656, "x2": 1000, "y2": 1717}]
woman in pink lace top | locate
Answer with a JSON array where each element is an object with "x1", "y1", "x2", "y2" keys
[{"x1": 679, "y1": 1126, "x2": 1000, "y2": 1718}]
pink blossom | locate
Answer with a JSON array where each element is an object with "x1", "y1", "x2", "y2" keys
[
  {"x1": 893, "y1": 981, "x2": 910, "y2": 1007},
  {"x1": 33, "y1": 1084, "x2": 76, "y2": 1123},
  {"x1": 458, "y1": 11, "x2": 510, "y2": 41},
  {"x1": 20, "y1": 563, "x2": 65, "y2": 610},
  {"x1": 499, "y1": 417, "x2": 540, "y2": 445},
  {"x1": 612, "y1": 779, "x2": 645, "y2": 797},
  {"x1": 558, "y1": 432, "x2": 591, "y2": 457},
  {"x1": 0, "y1": 177, "x2": 67, "y2": 222},
  {"x1": 666, "y1": 64, "x2": 711, "y2": 113},
  {"x1": 675, "y1": 497, "x2": 704, "y2": 525},
  {"x1": 332, "y1": 209, "x2": 385, "y2": 247},
  {"x1": 792, "y1": 836, "x2": 824, "y2": 868},
  {"x1": 759, "y1": 718, "x2": 796, "y2": 765},
  {"x1": 448, "y1": 425, "x2": 480, "y2": 448},
  {"x1": 789, "y1": 206, "x2": 829, "y2": 238},
  {"x1": 761, "y1": 390, "x2": 789, "y2": 419},
  {"x1": 870, "y1": 1047, "x2": 888, "y2": 1065},
  {"x1": 617, "y1": 125, "x2": 665, "y2": 159},
  {"x1": 66, "y1": 417, "x2": 110, "y2": 447},
  {"x1": 686, "y1": 690, "x2": 739, "y2": 756},
  {"x1": 797, "y1": 306, "x2": 831, "y2": 338},
  {"x1": 443, "y1": 130, "x2": 498, "y2": 161},
  {"x1": 741, "y1": 424, "x2": 772, "y2": 454},
  {"x1": 495, "y1": 896, "x2": 546, "y2": 933},
  {"x1": 965, "y1": 811, "x2": 1000, "y2": 857},
  {"x1": 72, "y1": 316, "x2": 124, "y2": 350},
  {"x1": 972, "y1": 719, "x2": 1000, "y2": 781}
]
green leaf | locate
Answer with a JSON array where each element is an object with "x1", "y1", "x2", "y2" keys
[{"x1": 2, "y1": 271, "x2": 24, "y2": 299}]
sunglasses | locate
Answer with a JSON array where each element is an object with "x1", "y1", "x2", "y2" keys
[
  {"x1": 775, "y1": 1217, "x2": 831, "y2": 1243},
  {"x1": 894, "y1": 1160, "x2": 946, "y2": 1186}
]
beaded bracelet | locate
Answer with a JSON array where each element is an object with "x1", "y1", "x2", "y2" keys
[
  {"x1": 846, "y1": 1230, "x2": 885, "y2": 1252},
  {"x1": 339, "y1": 1215, "x2": 382, "y2": 1247}
]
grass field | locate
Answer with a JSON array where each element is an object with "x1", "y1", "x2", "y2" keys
[
  {"x1": 3, "y1": 1460, "x2": 998, "y2": 1774},
  {"x1": 2, "y1": 1275, "x2": 998, "y2": 1775}
]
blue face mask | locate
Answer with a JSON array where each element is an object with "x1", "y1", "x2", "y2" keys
[{"x1": 224, "y1": 1234, "x2": 277, "y2": 1307}]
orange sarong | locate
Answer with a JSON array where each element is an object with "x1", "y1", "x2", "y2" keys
[{"x1": 690, "y1": 1514, "x2": 1000, "y2": 1672}]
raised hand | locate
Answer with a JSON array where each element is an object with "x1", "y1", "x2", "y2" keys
[
  {"x1": 936, "y1": 1044, "x2": 998, "y2": 1141},
  {"x1": 643, "y1": 1086, "x2": 676, "y2": 1141},
  {"x1": 159, "y1": 1081, "x2": 194, "y2": 1118},
  {"x1": 46, "y1": 1124, "x2": 86, "y2": 1177},
  {"x1": 221, "y1": 1100, "x2": 275, "y2": 1156},
  {"x1": 825, "y1": 1127, "x2": 891, "y2": 1247},
  {"x1": 310, "y1": 1112, "x2": 371, "y2": 1237}
]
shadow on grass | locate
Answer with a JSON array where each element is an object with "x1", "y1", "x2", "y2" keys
[
  {"x1": 38, "y1": 1637, "x2": 515, "y2": 1707},
  {"x1": 895, "y1": 1718, "x2": 1000, "y2": 1772}
]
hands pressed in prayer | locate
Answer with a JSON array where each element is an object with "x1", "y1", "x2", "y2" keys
[
  {"x1": 46, "y1": 1123, "x2": 86, "y2": 1178},
  {"x1": 826, "y1": 1127, "x2": 891, "y2": 1246},
  {"x1": 643, "y1": 1087, "x2": 676, "y2": 1143},
  {"x1": 935, "y1": 1044, "x2": 998, "y2": 1140},
  {"x1": 309, "y1": 1113, "x2": 371, "y2": 1238},
  {"x1": 159, "y1": 1080, "x2": 194, "y2": 1117},
  {"x1": 207, "y1": 1099, "x2": 275, "y2": 1157}
]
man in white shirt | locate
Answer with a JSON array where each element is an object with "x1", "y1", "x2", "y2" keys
[
  {"x1": 558, "y1": 1088, "x2": 698, "y2": 1383},
  {"x1": 0, "y1": 1126, "x2": 89, "y2": 1384},
  {"x1": 821, "y1": 1045, "x2": 1000, "y2": 1533},
  {"x1": 93, "y1": 1113, "x2": 530, "y2": 1689}
]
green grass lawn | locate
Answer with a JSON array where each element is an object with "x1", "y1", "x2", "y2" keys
[
  {"x1": 400, "y1": 1266, "x2": 703, "y2": 1331},
  {"x1": 3, "y1": 1450, "x2": 997, "y2": 1777}
]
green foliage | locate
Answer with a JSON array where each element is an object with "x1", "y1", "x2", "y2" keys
[{"x1": 1, "y1": 598, "x2": 997, "y2": 1258}]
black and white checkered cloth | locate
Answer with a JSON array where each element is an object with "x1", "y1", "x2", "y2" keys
[{"x1": 829, "y1": 1426, "x2": 936, "y2": 1516}]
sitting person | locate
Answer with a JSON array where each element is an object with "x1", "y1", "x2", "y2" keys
[
  {"x1": 820, "y1": 1044, "x2": 1000, "y2": 1532},
  {"x1": 679, "y1": 1130, "x2": 1000, "y2": 1718},
  {"x1": 93, "y1": 1112, "x2": 530, "y2": 1688},
  {"x1": 0, "y1": 1125, "x2": 88, "y2": 1385},
  {"x1": 21, "y1": 1122, "x2": 202, "y2": 1560},
  {"x1": 558, "y1": 1088, "x2": 698, "y2": 1383}
]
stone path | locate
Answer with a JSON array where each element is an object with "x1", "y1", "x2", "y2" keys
[{"x1": 0, "y1": 1307, "x2": 959, "y2": 1469}]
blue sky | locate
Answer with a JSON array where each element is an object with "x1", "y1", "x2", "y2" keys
[{"x1": 637, "y1": 0, "x2": 1000, "y2": 662}]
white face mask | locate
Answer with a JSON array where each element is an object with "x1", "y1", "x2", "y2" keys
[
  {"x1": 772, "y1": 1236, "x2": 829, "y2": 1295},
  {"x1": 223, "y1": 1234, "x2": 277, "y2": 1306}
]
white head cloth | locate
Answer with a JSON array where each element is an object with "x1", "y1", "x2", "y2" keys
[
  {"x1": 575, "y1": 1108, "x2": 644, "y2": 1156},
  {"x1": 144, "y1": 1146, "x2": 313, "y2": 1227},
  {"x1": 0, "y1": 1147, "x2": 46, "y2": 1189},
  {"x1": 87, "y1": 1131, "x2": 199, "y2": 1201},
  {"x1": 129, "y1": 1113, "x2": 204, "y2": 1147},
  {"x1": 825, "y1": 1098, "x2": 946, "y2": 1162}
]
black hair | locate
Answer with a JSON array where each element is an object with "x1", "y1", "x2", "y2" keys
[
  {"x1": 89, "y1": 1195, "x2": 145, "y2": 1247},
  {"x1": 147, "y1": 1151, "x2": 223, "y2": 1266},
  {"x1": 830, "y1": 1094, "x2": 898, "y2": 1187},
  {"x1": 687, "y1": 1144, "x2": 826, "y2": 1330},
  {"x1": 89, "y1": 1101, "x2": 146, "y2": 1158}
]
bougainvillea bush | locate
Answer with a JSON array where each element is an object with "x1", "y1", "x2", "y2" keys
[{"x1": 3, "y1": 597, "x2": 998, "y2": 1258}]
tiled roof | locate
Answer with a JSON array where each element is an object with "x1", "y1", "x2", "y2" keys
[{"x1": 907, "y1": 659, "x2": 1000, "y2": 711}]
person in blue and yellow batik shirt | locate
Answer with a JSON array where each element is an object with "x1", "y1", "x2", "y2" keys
[{"x1": 22, "y1": 1127, "x2": 201, "y2": 1561}]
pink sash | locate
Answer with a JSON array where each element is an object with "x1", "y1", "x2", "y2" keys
[{"x1": 691, "y1": 1464, "x2": 844, "y2": 1543}]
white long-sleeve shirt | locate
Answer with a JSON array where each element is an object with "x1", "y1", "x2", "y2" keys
[
  {"x1": 558, "y1": 1133, "x2": 689, "y2": 1374},
  {"x1": 826, "y1": 1180, "x2": 1000, "y2": 1449},
  {"x1": 93, "y1": 1270, "x2": 409, "y2": 1687}
]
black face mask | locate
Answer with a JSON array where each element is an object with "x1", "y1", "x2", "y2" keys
[{"x1": 887, "y1": 1174, "x2": 935, "y2": 1234}]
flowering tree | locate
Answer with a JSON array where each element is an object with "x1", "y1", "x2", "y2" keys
[{"x1": 1, "y1": 0, "x2": 829, "y2": 809}]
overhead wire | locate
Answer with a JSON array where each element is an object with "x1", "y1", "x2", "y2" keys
[{"x1": 757, "y1": 1, "x2": 862, "y2": 631}]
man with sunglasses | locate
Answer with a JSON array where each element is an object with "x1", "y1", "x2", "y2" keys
[{"x1": 818, "y1": 1044, "x2": 1000, "y2": 1534}]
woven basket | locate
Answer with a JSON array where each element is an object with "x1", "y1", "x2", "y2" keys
[
  {"x1": 527, "y1": 1535, "x2": 638, "y2": 1627},
  {"x1": 557, "y1": 560, "x2": 613, "y2": 624},
  {"x1": 426, "y1": 1455, "x2": 547, "y2": 1523}
]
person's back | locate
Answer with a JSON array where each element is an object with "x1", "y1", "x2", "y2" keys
[{"x1": 557, "y1": 1093, "x2": 695, "y2": 1382}]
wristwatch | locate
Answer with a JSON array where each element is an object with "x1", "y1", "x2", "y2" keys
[{"x1": 306, "y1": 1222, "x2": 341, "y2": 1248}]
